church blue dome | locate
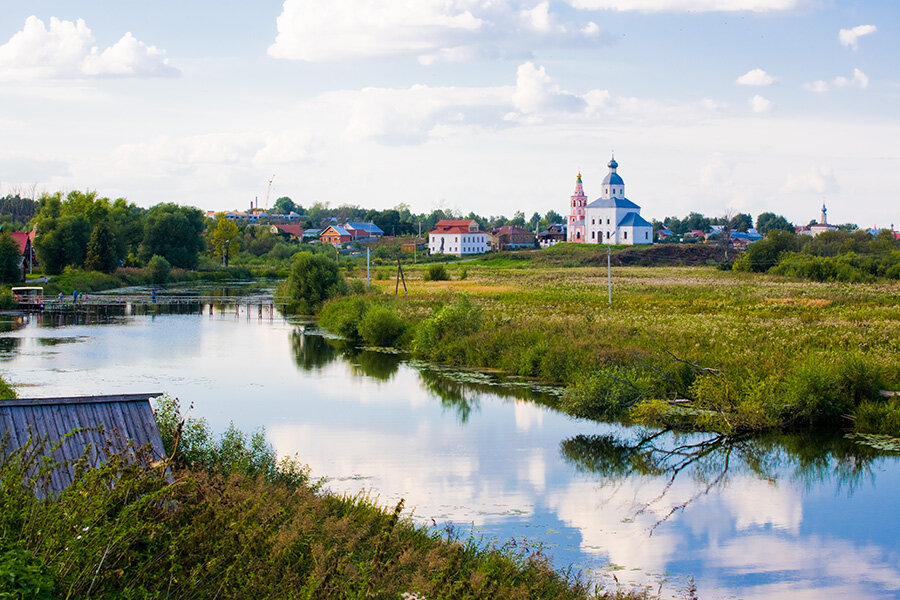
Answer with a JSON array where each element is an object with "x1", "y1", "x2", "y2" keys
[
  {"x1": 603, "y1": 172, "x2": 624, "y2": 186},
  {"x1": 608, "y1": 157, "x2": 618, "y2": 169}
]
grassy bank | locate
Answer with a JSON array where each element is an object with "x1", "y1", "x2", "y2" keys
[
  {"x1": 315, "y1": 251, "x2": 900, "y2": 436},
  {"x1": 0, "y1": 397, "x2": 642, "y2": 600}
]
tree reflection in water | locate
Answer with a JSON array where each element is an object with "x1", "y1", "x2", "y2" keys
[
  {"x1": 561, "y1": 428, "x2": 893, "y2": 530},
  {"x1": 416, "y1": 365, "x2": 564, "y2": 424},
  {"x1": 290, "y1": 330, "x2": 337, "y2": 371},
  {"x1": 290, "y1": 330, "x2": 401, "y2": 381}
]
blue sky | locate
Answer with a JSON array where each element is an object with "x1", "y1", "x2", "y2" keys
[{"x1": 1, "y1": 0, "x2": 897, "y2": 228}]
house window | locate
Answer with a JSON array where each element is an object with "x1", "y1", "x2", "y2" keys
[
  {"x1": 592, "y1": 219, "x2": 595, "y2": 225},
  {"x1": 592, "y1": 231, "x2": 596, "y2": 239},
  {"x1": 624, "y1": 231, "x2": 628, "y2": 240},
  {"x1": 606, "y1": 231, "x2": 610, "y2": 239},
  {"x1": 645, "y1": 232, "x2": 649, "y2": 239},
  {"x1": 607, "y1": 219, "x2": 610, "y2": 225}
]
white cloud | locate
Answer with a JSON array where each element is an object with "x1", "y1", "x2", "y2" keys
[
  {"x1": 804, "y1": 68, "x2": 869, "y2": 93},
  {"x1": 268, "y1": 0, "x2": 607, "y2": 63},
  {"x1": 700, "y1": 97, "x2": 726, "y2": 111},
  {"x1": 565, "y1": 0, "x2": 803, "y2": 12},
  {"x1": 833, "y1": 68, "x2": 869, "y2": 89},
  {"x1": 0, "y1": 16, "x2": 178, "y2": 81},
  {"x1": 838, "y1": 24, "x2": 877, "y2": 49},
  {"x1": 736, "y1": 68, "x2": 775, "y2": 86},
  {"x1": 781, "y1": 166, "x2": 838, "y2": 194},
  {"x1": 749, "y1": 94, "x2": 774, "y2": 113},
  {"x1": 511, "y1": 61, "x2": 586, "y2": 115}
]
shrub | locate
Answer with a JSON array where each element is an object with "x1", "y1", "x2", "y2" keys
[
  {"x1": 423, "y1": 264, "x2": 449, "y2": 281},
  {"x1": 282, "y1": 251, "x2": 347, "y2": 314},
  {"x1": 459, "y1": 267, "x2": 468, "y2": 280},
  {"x1": 318, "y1": 296, "x2": 370, "y2": 341},
  {"x1": 153, "y1": 395, "x2": 310, "y2": 487},
  {"x1": 146, "y1": 254, "x2": 171, "y2": 284},
  {"x1": 855, "y1": 399, "x2": 900, "y2": 437},
  {"x1": 733, "y1": 230, "x2": 797, "y2": 273},
  {"x1": 358, "y1": 305, "x2": 405, "y2": 347},
  {"x1": 0, "y1": 290, "x2": 15, "y2": 311},
  {"x1": 0, "y1": 376, "x2": 15, "y2": 400},
  {"x1": 413, "y1": 295, "x2": 481, "y2": 359}
]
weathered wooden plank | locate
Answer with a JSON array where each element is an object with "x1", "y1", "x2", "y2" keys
[
  {"x1": 0, "y1": 393, "x2": 164, "y2": 408},
  {"x1": 0, "y1": 395, "x2": 167, "y2": 495}
]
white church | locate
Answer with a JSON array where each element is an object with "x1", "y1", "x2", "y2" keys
[{"x1": 567, "y1": 156, "x2": 653, "y2": 245}]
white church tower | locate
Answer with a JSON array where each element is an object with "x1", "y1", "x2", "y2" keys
[{"x1": 584, "y1": 155, "x2": 653, "y2": 245}]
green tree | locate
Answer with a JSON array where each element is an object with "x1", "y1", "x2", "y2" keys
[
  {"x1": 733, "y1": 229, "x2": 798, "y2": 272},
  {"x1": 756, "y1": 212, "x2": 794, "y2": 235},
  {"x1": 108, "y1": 198, "x2": 145, "y2": 260},
  {"x1": 84, "y1": 222, "x2": 119, "y2": 273},
  {"x1": 34, "y1": 214, "x2": 91, "y2": 274},
  {"x1": 272, "y1": 196, "x2": 298, "y2": 215},
  {"x1": 544, "y1": 210, "x2": 563, "y2": 225},
  {"x1": 209, "y1": 216, "x2": 241, "y2": 266},
  {"x1": 283, "y1": 252, "x2": 347, "y2": 314},
  {"x1": 146, "y1": 254, "x2": 171, "y2": 284},
  {"x1": 139, "y1": 203, "x2": 205, "y2": 268},
  {"x1": 729, "y1": 213, "x2": 753, "y2": 232},
  {"x1": 0, "y1": 231, "x2": 22, "y2": 283}
]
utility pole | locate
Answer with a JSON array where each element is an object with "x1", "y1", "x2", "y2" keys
[{"x1": 607, "y1": 245, "x2": 612, "y2": 305}]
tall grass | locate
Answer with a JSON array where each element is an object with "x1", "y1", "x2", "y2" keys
[{"x1": 317, "y1": 264, "x2": 900, "y2": 436}]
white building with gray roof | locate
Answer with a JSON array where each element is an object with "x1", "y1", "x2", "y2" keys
[{"x1": 583, "y1": 156, "x2": 653, "y2": 245}]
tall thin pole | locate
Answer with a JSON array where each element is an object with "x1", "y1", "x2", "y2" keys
[
  {"x1": 607, "y1": 246, "x2": 612, "y2": 305},
  {"x1": 366, "y1": 247, "x2": 370, "y2": 287}
]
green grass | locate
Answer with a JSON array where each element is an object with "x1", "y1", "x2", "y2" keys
[{"x1": 321, "y1": 263, "x2": 900, "y2": 436}]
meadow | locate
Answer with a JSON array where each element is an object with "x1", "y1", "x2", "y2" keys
[{"x1": 321, "y1": 247, "x2": 900, "y2": 436}]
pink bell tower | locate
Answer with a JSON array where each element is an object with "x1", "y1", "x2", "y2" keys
[{"x1": 567, "y1": 173, "x2": 587, "y2": 242}]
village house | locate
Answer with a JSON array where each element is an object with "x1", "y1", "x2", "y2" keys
[
  {"x1": 428, "y1": 219, "x2": 488, "y2": 256},
  {"x1": 538, "y1": 223, "x2": 567, "y2": 248},
  {"x1": 269, "y1": 224, "x2": 303, "y2": 240},
  {"x1": 11, "y1": 230, "x2": 35, "y2": 280},
  {"x1": 344, "y1": 222, "x2": 384, "y2": 241},
  {"x1": 320, "y1": 225, "x2": 352, "y2": 245},
  {"x1": 491, "y1": 225, "x2": 536, "y2": 250},
  {"x1": 568, "y1": 156, "x2": 653, "y2": 245}
]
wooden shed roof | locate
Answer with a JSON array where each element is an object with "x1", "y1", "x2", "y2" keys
[{"x1": 0, "y1": 393, "x2": 166, "y2": 495}]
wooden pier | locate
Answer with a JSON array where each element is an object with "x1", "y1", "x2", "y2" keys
[{"x1": 36, "y1": 293, "x2": 288, "y2": 318}]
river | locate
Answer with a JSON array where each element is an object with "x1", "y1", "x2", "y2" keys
[{"x1": 1, "y1": 300, "x2": 898, "y2": 599}]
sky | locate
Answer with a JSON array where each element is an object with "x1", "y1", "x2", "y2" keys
[{"x1": 0, "y1": 0, "x2": 897, "y2": 228}]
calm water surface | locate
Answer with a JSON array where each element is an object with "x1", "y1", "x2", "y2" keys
[{"x1": 1, "y1": 307, "x2": 898, "y2": 600}]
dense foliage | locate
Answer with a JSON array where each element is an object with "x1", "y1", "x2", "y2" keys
[
  {"x1": 0, "y1": 232, "x2": 21, "y2": 283},
  {"x1": 281, "y1": 251, "x2": 348, "y2": 314},
  {"x1": 735, "y1": 228, "x2": 900, "y2": 281}
]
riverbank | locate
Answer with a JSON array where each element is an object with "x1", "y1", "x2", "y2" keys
[
  {"x1": 2, "y1": 265, "x2": 289, "y2": 304},
  {"x1": 0, "y1": 395, "x2": 645, "y2": 600},
  {"x1": 317, "y1": 260, "x2": 900, "y2": 437}
]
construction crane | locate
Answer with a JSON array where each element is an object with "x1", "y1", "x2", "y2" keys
[{"x1": 265, "y1": 174, "x2": 276, "y2": 210}]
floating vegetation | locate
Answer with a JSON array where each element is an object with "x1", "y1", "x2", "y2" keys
[{"x1": 845, "y1": 433, "x2": 900, "y2": 453}]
